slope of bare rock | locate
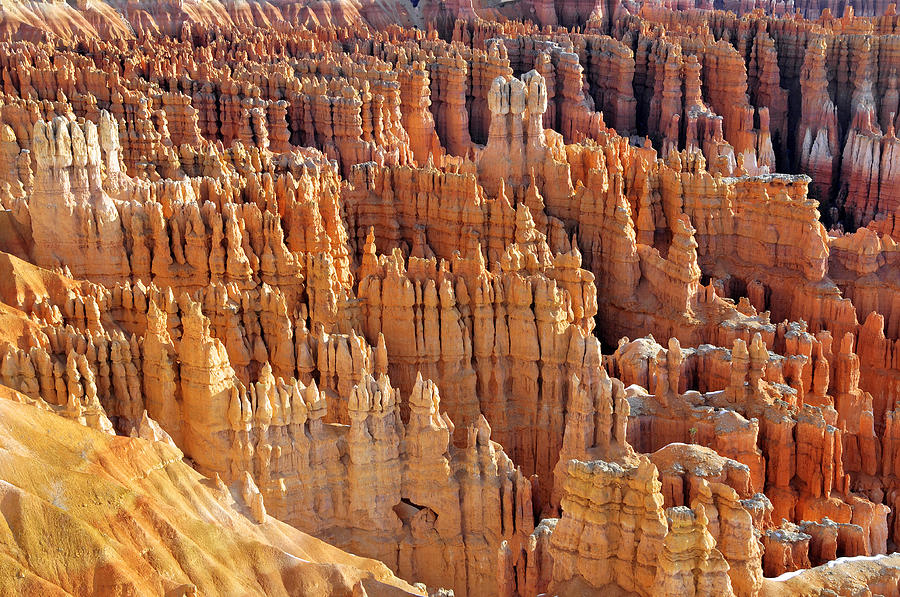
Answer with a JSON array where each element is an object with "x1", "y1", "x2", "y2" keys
[{"x1": 0, "y1": 394, "x2": 423, "y2": 597}]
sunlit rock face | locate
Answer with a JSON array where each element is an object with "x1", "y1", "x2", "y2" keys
[{"x1": 1, "y1": 1, "x2": 900, "y2": 596}]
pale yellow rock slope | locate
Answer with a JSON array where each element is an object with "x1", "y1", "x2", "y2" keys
[{"x1": 0, "y1": 393, "x2": 424, "y2": 597}]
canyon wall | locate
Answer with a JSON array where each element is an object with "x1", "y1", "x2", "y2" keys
[{"x1": 0, "y1": 3, "x2": 899, "y2": 596}]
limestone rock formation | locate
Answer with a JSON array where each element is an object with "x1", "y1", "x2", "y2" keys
[
  {"x1": 0, "y1": 395, "x2": 423, "y2": 596},
  {"x1": 0, "y1": 3, "x2": 900, "y2": 597},
  {"x1": 30, "y1": 113, "x2": 128, "y2": 284}
]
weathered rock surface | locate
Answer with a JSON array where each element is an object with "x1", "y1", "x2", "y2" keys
[
  {"x1": 0, "y1": 3, "x2": 900, "y2": 597},
  {"x1": 0, "y1": 394, "x2": 423, "y2": 597}
]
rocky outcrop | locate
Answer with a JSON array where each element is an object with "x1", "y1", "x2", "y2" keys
[
  {"x1": 476, "y1": 69, "x2": 552, "y2": 195},
  {"x1": 0, "y1": 395, "x2": 423, "y2": 596},
  {"x1": 548, "y1": 458, "x2": 668, "y2": 595},
  {"x1": 29, "y1": 113, "x2": 129, "y2": 284},
  {"x1": 3, "y1": 7, "x2": 900, "y2": 597},
  {"x1": 548, "y1": 457, "x2": 751, "y2": 597}
]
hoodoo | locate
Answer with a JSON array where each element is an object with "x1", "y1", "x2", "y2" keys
[{"x1": 1, "y1": 0, "x2": 900, "y2": 595}]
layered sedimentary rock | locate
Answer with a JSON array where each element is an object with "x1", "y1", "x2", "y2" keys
[
  {"x1": 548, "y1": 457, "x2": 752, "y2": 597},
  {"x1": 1, "y1": 3, "x2": 900, "y2": 597},
  {"x1": 29, "y1": 114, "x2": 129, "y2": 283},
  {"x1": 0, "y1": 393, "x2": 423, "y2": 596}
]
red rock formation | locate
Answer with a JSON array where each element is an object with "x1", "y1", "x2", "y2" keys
[
  {"x1": 1, "y1": 6, "x2": 900, "y2": 597},
  {"x1": 429, "y1": 51, "x2": 475, "y2": 156},
  {"x1": 798, "y1": 38, "x2": 841, "y2": 203},
  {"x1": 29, "y1": 113, "x2": 129, "y2": 284},
  {"x1": 548, "y1": 457, "x2": 753, "y2": 596},
  {"x1": 398, "y1": 60, "x2": 444, "y2": 165}
]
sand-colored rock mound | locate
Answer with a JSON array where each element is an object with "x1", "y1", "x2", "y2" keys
[{"x1": 0, "y1": 394, "x2": 423, "y2": 597}]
